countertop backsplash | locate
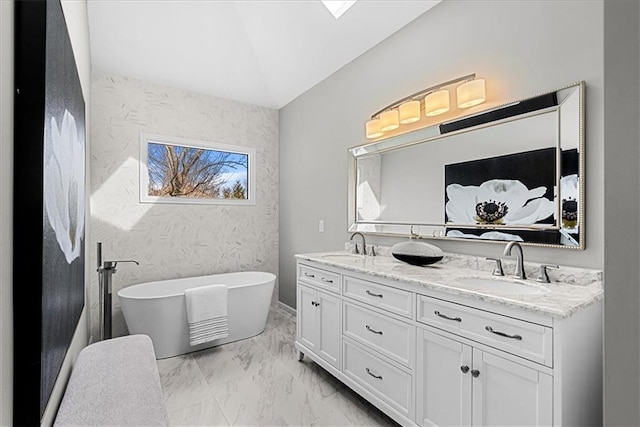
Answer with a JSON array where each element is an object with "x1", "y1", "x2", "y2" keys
[{"x1": 343, "y1": 241, "x2": 602, "y2": 287}]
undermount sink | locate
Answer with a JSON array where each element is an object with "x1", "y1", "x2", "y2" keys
[
  {"x1": 455, "y1": 277, "x2": 550, "y2": 295},
  {"x1": 320, "y1": 253, "x2": 365, "y2": 262}
]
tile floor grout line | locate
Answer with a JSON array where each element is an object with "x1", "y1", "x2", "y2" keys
[
  {"x1": 160, "y1": 307, "x2": 396, "y2": 426},
  {"x1": 266, "y1": 308, "x2": 399, "y2": 426},
  {"x1": 190, "y1": 347, "x2": 234, "y2": 427},
  {"x1": 161, "y1": 353, "x2": 220, "y2": 419}
]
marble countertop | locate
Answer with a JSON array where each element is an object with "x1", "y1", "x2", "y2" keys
[{"x1": 295, "y1": 250, "x2": 603, "y2": 319}]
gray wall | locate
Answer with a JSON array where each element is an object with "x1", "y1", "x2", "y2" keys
[
  {"x1": 281, "y1": 0, "x2": 640, "y2": 422},
  {"x1": 280, "y1": 0, "x2": 604, "y2": 309},
  {"x1": 603, "y1": 2, "x2": 640, "y2": 425},
  {"x1": 91, "y1": 72, "x2": 280, "y2": 340}
]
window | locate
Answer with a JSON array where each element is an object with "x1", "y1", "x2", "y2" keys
[{"x1": 139, "y1": 133, "x2": 255, "y2": 205}]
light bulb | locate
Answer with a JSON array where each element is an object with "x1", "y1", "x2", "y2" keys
[
  {"x1": 399, "y1": 100, "x2": 421, "y2": 124},
  {"x1": 424, "y1": 90, "x2": 450, "y2": 117},
  {"x1": 365, "y1": 118, "x2": 383, "y2": 139},
  {"x1": 380, "y1": 110, "x2": 400, "y2": 132},
  {"x1": 457, "y1": 78, "x2": 486, "y2": 108}
]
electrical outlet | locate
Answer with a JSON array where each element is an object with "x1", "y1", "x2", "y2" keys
[{"x1": 319, "y1": 220, "x2": 325, "y2": 233}]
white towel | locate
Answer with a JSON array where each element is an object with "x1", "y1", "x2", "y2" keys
[{"x1": 185, "y1": 284, "x2": 229, "y2": 346}]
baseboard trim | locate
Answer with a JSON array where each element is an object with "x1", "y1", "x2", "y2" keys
[{"x1": 278, "y1": 301, "x2": 296, "y2": 316}]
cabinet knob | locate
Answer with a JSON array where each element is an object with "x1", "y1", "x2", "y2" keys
[
  {"x1": 471, "y1": 369, "x2": 480, "y2": 378},
  {"x1": 460, "y1": 365, "x2": 470, "y2": 374}
]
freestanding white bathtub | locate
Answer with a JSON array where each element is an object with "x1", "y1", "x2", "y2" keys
[{"x1": 117, "y1": 271, "x2": 276, "y2": 359}]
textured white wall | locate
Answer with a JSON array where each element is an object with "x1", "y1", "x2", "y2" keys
[{"x1": 90, "y1": 72, "x2": 279, "y2": 340}]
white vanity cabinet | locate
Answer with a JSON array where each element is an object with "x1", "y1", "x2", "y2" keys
[
  {"x1": 417, "y1": 327, "x2": 552, "y2": 427},
  {"x1": 416, "y1": 294, "x2": 554, "y2": 426},
  {"x1": 296, "y1": 264, "x2": 342, "y2": 369},
  {"x1": 297, "y1": 283, "x2": 341, "y2": 368},
  {"x1": 294, "y1": 256, "x2": 603, "y2": 427}
]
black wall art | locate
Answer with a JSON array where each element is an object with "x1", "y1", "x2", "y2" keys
[
  {"x1": 14, "y1": 0, "x2": 86, "y2": 423},
  {"x1": 443, "y1": 147, "x2": 580, "y2": 246},
  {"x1": 444, "y1": 148, "x2": 557, "y2": 244}
]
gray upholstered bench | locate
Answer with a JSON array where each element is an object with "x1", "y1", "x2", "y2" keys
[{"x1": 54, "y1": 334, "x2": 168, "y2": 426}]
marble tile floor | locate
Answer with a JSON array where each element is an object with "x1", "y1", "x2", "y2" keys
[{"x1": 157, "y1": 307, "x2": 400, "y2": 426}]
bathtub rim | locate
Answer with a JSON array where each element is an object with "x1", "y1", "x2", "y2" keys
[{"x1": 117, "y1": 271, "x2": 276, "y2": 300}]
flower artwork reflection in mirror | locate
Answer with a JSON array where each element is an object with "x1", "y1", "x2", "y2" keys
[
  {"x1": 444, "y1": 148, "x2": 557, "y2": 242},
  {"x1": 561, "y1": 174, "x2": 578, "y2": 231}
]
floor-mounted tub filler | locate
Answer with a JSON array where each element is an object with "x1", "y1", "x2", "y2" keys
[{"x1": 118, "y1": 271, "x2": 276, "y2": 359}]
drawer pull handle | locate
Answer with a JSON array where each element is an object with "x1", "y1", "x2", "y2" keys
[
  {"x1": 460, "y1": 365, "x2": 470, "y2": 374},
  {"x1": 434, "y1": 310, "x2": 462, "y2": 322},
  {"x1": 304, "y1": 273, "x2": 315, "y2": 278},
  {"x1": 365, "y1": 290, "x2": 384, "y2": 298},
  {"x1": 471, "y1": 369, "x2": 480, "y2": 378},
  {"x1": 366, "y1": 368, "x2": 383, "y2": 380},
  {"x1": 485, "y1": 326, "x2": 522, "y2": 341},
  {"x1": 321, "y1": 277, "x2": 334, "y2": 283},
  {"x1": 365, "y1": 325, "x2": 383, "y2": 335}
]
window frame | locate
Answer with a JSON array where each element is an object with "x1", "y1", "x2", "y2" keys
[{"x1": 139, "y1": 133, "x2": 256, "y2": 205}]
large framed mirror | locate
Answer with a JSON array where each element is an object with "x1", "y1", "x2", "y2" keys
[{"x1": 348, "y1": 81, "x2": 584, "y2": 249}]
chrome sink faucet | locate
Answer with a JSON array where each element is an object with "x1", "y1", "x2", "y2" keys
[
  {"x1": 350, "y1": 232, "x2": 367, "y2": 255},
  {"x1": 503, "y1": 241, "x2": 526, "y2": 280}
]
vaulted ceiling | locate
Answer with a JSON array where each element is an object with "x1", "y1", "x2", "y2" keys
[{"x1": 87, "y1": 0, "x2": 440, "y2": 109}]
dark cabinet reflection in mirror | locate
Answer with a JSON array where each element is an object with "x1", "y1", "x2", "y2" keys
[{"x1": 348, "y1": 82, "x2": 584, "y2": 249}]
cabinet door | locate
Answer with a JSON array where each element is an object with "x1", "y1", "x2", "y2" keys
[
  {"x1": 472, "y1": 349, "x2": 552, "y2": 427},
  {"x1": 417, "y1": 328, "x2": 472, "y2": 427},
  {"x1": 297, "y1": 284, "x2": 318, "y2": 352},
  {"x1": 318, "y1": 290, "x2": 341, "y2": 368}
]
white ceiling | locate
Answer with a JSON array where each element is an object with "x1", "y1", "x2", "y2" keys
[{"x1": 87, "y1": 0, "x2": 440, "y2": 109}]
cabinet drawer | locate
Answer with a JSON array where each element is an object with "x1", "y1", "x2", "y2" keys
[
  {"x1": 343, "y1": 276, "x2": 412, "y2": 319},
  {"x1": 343, "y1": 339, "x2": 412, "y2": 419},
  {"x1": 298, "y1": 264, "x2": 341, "y2": 294},
  {"x1": 343, "y1": 302, "x2": 414, "y2": 367},
  {"x1": 417, "y1": 295, "x2": 553, "y2": 367}
]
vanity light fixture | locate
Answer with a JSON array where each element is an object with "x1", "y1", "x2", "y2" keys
[
  {"x1": 365, "y1": 73, "x2": 487, "y2": 139},
  {"x1": 424, "y1": 89, "x2": 450, "y2": 117},
  {"x1": 379, "y1": 109, "x2": 400, "y2": 131},
  {"x1": 399, "y1": 100, "x2": 421, "y2": 124},
  {"x1": 457, "y1": 78, "x2": 487, "y2": 108}
]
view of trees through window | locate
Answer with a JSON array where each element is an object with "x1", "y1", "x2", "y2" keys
[{"x1": 147, "y1": 141, "x2": 249, "y2": 200}]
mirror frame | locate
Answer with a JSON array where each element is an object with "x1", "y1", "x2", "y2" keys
[{"x1": 348, "y1": 81, "x2": 585, "y2": 250}]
